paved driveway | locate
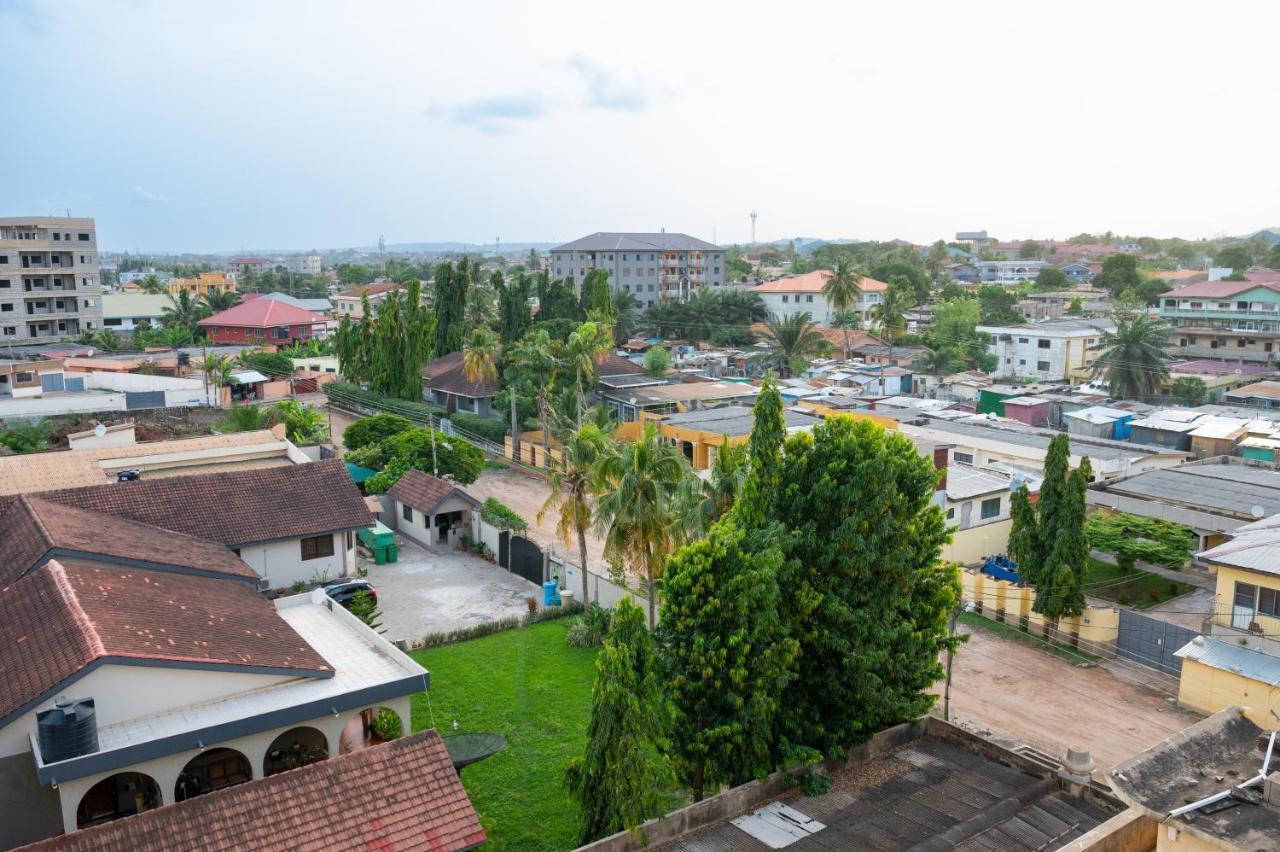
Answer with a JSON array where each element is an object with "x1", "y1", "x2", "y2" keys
[{"x1": 362, "y1": 538, "x2": 541, "y2": 644}]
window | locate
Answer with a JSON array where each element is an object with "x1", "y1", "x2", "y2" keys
[
  {"x1": 953, "y1": 451, "x2": 974, "y2": 464},
  {"x1": 0, "y1": 280, "x2": 8, "y2": 288},
  {"x1": 806, "y1": 294, "x2": 814, "y2": 303},
  {"x1": 78, "y1": 233, "x2": 90, "y2": 241},
  {"x1": 946, "y1": 508, "x2": 955, "y2": 520},
  {"x1": 1018, "y1": 359, "x2": 1026, "y2": 366},
  {"x1": 1037, "y1": 339, "x2": 1051, "y2": 348},
  {"x1": 1017, "y1": 337, "x2": 1029, "y2": 344},
  {"x1": 300, "y1": 534, "x2": 335, "y2": 561},
  {"x1": 1, "y1": 327, "x2": 14, "y2": 336},
  {"x1": 1259, "y1": 587, "x2": 1280, "y2": 618},
  {"x1": 402, "y1": 504, "x2": 413, "y2": 522},
  {"x1": 15, "y1": 371, "x2": 34, "y2": 383},
  {"x1": 53, "y1": 233, "x2": 61, "y2": 241},
  {"x1": 782, "y1": 294, "x2": 789, "y2": 303},
  {"x1": 0, "y1": 256, "x2": 7, "y2": 264},
  {"x1": 980, "y1": 497, "x2": 1001, "y2": 520},
  {"x1": 1037, "y1": 361, "x2": 1050, "y2": 371}
]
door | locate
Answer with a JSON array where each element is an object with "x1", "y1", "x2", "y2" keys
[
  {"x1": 40, "y1": 372, "x2": 64, "y2": 392},
  {"x1": 1233, "y1": 581, "x2": 1258, "y2": 630}
]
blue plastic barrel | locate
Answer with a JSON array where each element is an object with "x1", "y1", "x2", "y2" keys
[{"x1": 543, "y1": 580, "x2": 560, "y2": 606}]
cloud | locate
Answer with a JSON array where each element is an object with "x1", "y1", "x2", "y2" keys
[
  {"x1": 566, "y1": 56, "x2": 651, "y2": 112},
  {"x1": 431, "y1": 93, "x2": 547, "y2": 134},
  {"x1": 130, "y1": 185, "x2": 169, "y2": 205}
]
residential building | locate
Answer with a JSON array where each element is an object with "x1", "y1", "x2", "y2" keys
[
  {"x1": 421, "y1": 351, "x2": 499, "y2": 417},
  {"x1": 976, "y1": 259, "x2": 1046, "y2": 284},
  {"x1": 116, "y1": 269, "x2": 171, "y2": 288},
  {"x1": 225, "y1": 256, "x2": 272, "y2": 275},
  {"x1": 0, "y1": 358, "x2": 66, "y2": 398},
  {"x1": 101, "y1": 293, "x2": 169, "y2": 332},
  {"x1": 1064, "y1": 405, "x2": 1136, "y2": 440},
  {"x1": 549, "y1": 232, "x2": 725, "y2": 308},
  {"x1": 197, "y1": 298, "x2": 329, "y2": 345},
  {"x1": 648, "y1": 405, "x2": 820, "y2": 469},
  {"x1": 332, "y1": 282, "x2": 405, "y2": 320},
  {"x1": 242, "y1": 291, "x2": 332, "y2": 315},
  {"x1": 383, "y1": 469, "x2": 482, "y2": 549},
  {"x1": 284, "y1": 253, "x2": 322, "y2": 275},
  {"x1": 1161, "y1": 278, "x2": 1280, "y2": 363},
  {"x1": 165, "y1": 271, "x2": 236, "y2": 297},
  {"x1": 0, "y1": 216, "x2": 104, "y2": 343},
  {"x1": 600, "y1": 379, "x2": 759, "y2": 422},
  {"x1": 749, "y1": 270, "x2": 888, "y2": 327},
  {"x1": 1195, "y1": 513, "x2": 1280, "y2": 662},
  {"x1": 976, "y1": 317, "x2": 1115, "y2": 381},
  {"x1": 939, "y1": 463, "x2": 1014, "y2": 565},
  {"x1": 1052, "y1": 261, "x2": 1096, "y2": 284},
  {"x1": 1224, "y1": 379, "x2": 1280, "y2": 409}
]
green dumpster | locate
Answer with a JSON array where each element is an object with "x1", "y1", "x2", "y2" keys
[{"x1": 357, "y1": 520, "x2": 397, "y2": 564}]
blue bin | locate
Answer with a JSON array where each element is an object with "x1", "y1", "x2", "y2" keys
[{"x1": 543, "y1": 580, "x2": 560, "y2": 606}]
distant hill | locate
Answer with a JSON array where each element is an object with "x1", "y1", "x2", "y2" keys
[
  {"x1": 352, "y1": 241, "x2": 562, "y2": 254},
  {"x1": 1248, "y1": 229, "x2": 1280, "y2": 246}
]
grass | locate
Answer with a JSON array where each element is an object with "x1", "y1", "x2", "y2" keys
[
  {"x1": 1084, "y1": 557, "x2": 1192, "y2": 609},
  {"x1": 409, "y1": 619, "x2": 599, "y2": 851},
  {"x1": 957, "y1": 611, "x2": 1098, "y2": 664}
]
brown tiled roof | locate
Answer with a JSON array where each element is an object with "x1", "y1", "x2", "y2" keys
[
  {"x1": 0, "y1": 496, "x2": 257, "y2": 587},
  {"x1": 336, "y1": 282, "x2": 404, "y2": 299},
  {"x1": 39, "y1": 459, "x2": 374, "y2": 546},
  {"x1": 598, "y1": 352, "x2": 645, "y2": 376},
  {"x1": 386, "y1": 469, "x2": 480, "y2": 514},
  {"x1": 420, "y1": 351, "x2": 498, "y2": 398},
  {"x1": 0, "y1": 559, "x2": 330, "y2": 720},
  {"x1": 23, "y1": 730, "x2": 485, "y2": 851}
]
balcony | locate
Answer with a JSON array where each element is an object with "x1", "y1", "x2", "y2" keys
[
  {"x1": 1162, "y1": 304, "x2": 1280, "y2": 320},
  {"x1": 660, "y1": 288, "x2": 685, "y2": 299},
  {"x1": 659, "y1": 258, "x2": 680, "y2": 269}
]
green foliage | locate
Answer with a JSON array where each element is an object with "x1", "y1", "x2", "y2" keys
[
  {"x1": 642, "y1": 346, "x2": 671, "y2": 377},
  {"x1": 1085, "y1": 511, "x2": 1194, "y2": 569},
  {"x1": 368, "y1": 290, "x2": 424, "y2": 400},
  {"x1": 275, "y1": 400, "x2": 328, "y2": 445},
  {"x1": 752, "y1": 312, "x2": 828, "y2": 377},
  {"x1": 350, "y1": 590, "x2": 385, "y2": 634},
  {"x1": 1171, "y1": 375, "x2": 1208, "y2": 406},
  {"x1": 565, "y1": 598, "x2": 672, "y2": 845},
  {"x1": 370, "y1": 706, "x2": 401, "y2": 740},
  {"x1": 433, "y1": 259, "x2": 470, "y2": 356},
  {"x1": 1033, "y1": 461, "x2": 1089, "y2": 622},
  {"x1": 535, "y1": 272, "x2": 584, "y2": 323},
  {"x1": 1029, "y1": 435, "x2": 1071, "y2": 589},
  {"x1": 578, "y1": 269, "x2": 613, "y2": 316},
  {"x1": 1214, "y1": 245, "x2": 1252, "y2": 273},
  {"x1": 450, "y1": 411, "x2": 507, "y2": 442},
  {"x1": 737, "y1": 374, "x2": 785, "y2": 527},
  {"x1": 1092, "y1": 315, "x2": 1170, "y2": 399},
  {"x1": 977, "y1": 285, "x2": 1022, "y2": 324},
  {"x1": 343, "y1": 413, "x2": 413, "y2": 451},
  {"x1": 1094, "y1": 254, "x2": 1142, "y2": 294},
  {"x1": 334, "y1": 311, "x2": 373, "y2": 384},
  {"x1": 496, "y1": 271, "x2": 534, "y2": 344},
  {"x1": 480, "y1": 496, "x2": 528, "y2": 532},
  {"x1": 1066, "y1": 296, "x2": 1084, "y2": 315},
  {"x1": 336, "y1": 263, "x2": 376, "y2": 287},
  {"x1": 219, "y1": 403, "x2": 276, "y2": 434},
  {"x1": 0, "y1": 418, "x2": 55, "y2": 454},
  {"x1": 642, "y1": 288, "x2": 765, "y2": 343},
  {"x1": 1007, "y1": 484, "x2": 1039, "y2": 582},
  {"x1": 363, "y1": 427, "x2": 485, "y2": 493},
  {"x1": 1018, "y1": 241, "x2": 1044, "y2": 260},
  {"x1": 323, "y1": 382, "x2": 445, "y2": 422},
  {"x1": 565, "y1": 603, "x2": 613, "y2": 648},
  {"x1": 659, "y1": 518, "x2": 797, "y2": 801},
  {"x1": 239, "y1": 350, "x2": 294, "y2": 377},
  {"x1": 1033, "y1": 266, "x2": 1068, "y2": 291},
  {"x1": 868, "y1": 256, "x2": 929, "y2": 304}
]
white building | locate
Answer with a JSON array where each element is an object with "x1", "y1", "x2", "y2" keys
[
  {"x1": 101, "y1": 293, "x2": 169, "y2": 332},
  {"x1": 550, "y1": 232, "x2": 725, "y2": 309},
  {"x1": 977, "y1": 259, "x2": 1047, "y2": 284},
  {"x1": 285, "y1": 253, "x2": 322, "y2": 275},
  {"x1": 749, "y1": 270, "x2": 888, "y2": 327},
  {"x1": 976, "y1": 317, "x2": 1115, "y2": 381}
]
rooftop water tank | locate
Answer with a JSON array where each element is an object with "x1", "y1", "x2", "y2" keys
[{"x1": 37, "y1": 697, "x2": 98, "y2": 762}]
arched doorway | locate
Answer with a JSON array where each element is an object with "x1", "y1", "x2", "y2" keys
[
  {"x1": 174, "y1": 747, "x2": 252, "y2": 802},
  {"x1": 264, "y1": 726, "x2": 329, "y2": 777},
  {"x1": 76, "y1": 772, "x2": 160, "y2": 829},
  {"x1": 339, "y1": 706, "x2": 402, "y2": 754}
]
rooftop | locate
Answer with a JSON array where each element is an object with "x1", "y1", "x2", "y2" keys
[
  {"x1": 1198, "y1": 514, "x2": 1280, "y2": 575},
  {"x1": 608, "y1": 381, "x2": 761, "y2": 406},
  {"x1": 906, "y1": 416, "x2": 1167, "y2": 463},
  {"x1": 1065, "y1": 406, "x2": 1134, "y2": 424},
  {"x1": 945, "y1": 464, "x2": 1012, "y2": 500},
  {"x1": 421, "y1": 351, "x2": 498, "y2": 398},
  {"x1": 386, "y1": 469, "x2": 481, "y2": 515},
  {"x1": 1227, "y1": 380, "x2": 1280, "y2": 402},
  {"x1": 242, "y1": 291, "x2": 333, "y2": 313},
  {"x1": 1168, "y1": 359, "x2": 1275, "y2": 377},
  {"x1": 25, "y1": 730, "x2": 483, "y2": 852},
  {"x1": 552, "y1": 231, "x2": 720, "y2": 252},
  {"x1": 101, "y1": 294, "x2": 172, "y2": 318},
  {"x1": 1101, "y1": 460, "x2": 1280, "y2": 519},
  {"x1": 976, "y1": 317, "x2": 1116, "y2": 335},
  {"x1": 749, "y1": 270, "x2": 889, "y2": 294},
  {"x1": 658, "y1": 405, "x2": 820, "y2": 438},
  {"x1": 1175, "y1": 637, "x2": 1280, "y2": 686},
  {"x1": 1165, "y1": 278, "x2": 1280, "y2": 299},
  {"x1": 196, "y1": 298, "x2": 327, "y2": 329},
  {"x1": 335, "y1": 282, "x2": 404, "y2": 299}
]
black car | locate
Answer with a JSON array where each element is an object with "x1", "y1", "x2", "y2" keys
[{"x1": 322, "y1": 578, "x2": 377, "y2": 608}]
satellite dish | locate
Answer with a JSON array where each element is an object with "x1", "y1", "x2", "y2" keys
[
  {"x1": 1252, "y1": 505, "x2": 1265, "y2": 519},
  {"x1": 93, "y1": 423, "x2": 107, "y2": 438}
]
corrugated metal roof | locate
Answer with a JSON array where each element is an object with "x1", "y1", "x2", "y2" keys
[
  {"x1": 946, "y1": 465, "x2": 1011, "y2": 500},
  {"x1": 1198, "y1": 524, "x2": 1280, "y2": 575},
  {"x1": 552, "y1": 232, "x2": 720, "y2": 252},
  {"x1": 1065, "y1": 406, "x2": 1133, "y2": 424},
  {"x1": 1175, "y1": 637, "x2": 1280, "y2": 685},
  {"x1": 1107, "y1": 465, "x2": 1280, "y2": 518}
]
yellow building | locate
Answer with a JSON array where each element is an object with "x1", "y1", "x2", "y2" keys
[{"x1": 167, "y1": 271, "x2": 237, "y2": 295}]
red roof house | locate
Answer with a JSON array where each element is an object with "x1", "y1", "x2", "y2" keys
[{"x1": 197, "y1": 299, "x2": 329, "y2": 345}]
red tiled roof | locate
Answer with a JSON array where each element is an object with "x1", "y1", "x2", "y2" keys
[
  {"x1": 387, "y1": 469, "x2": 480, "y2": 514},
  {"x1": 0, "y1": 559, "x2": 330, "y2": 720},
  {"x1": 197, "y1": 298, "x2": 327, "y2": 329},
  {"x1": 23, "y1": 730, "x2": 485, "y2": 852},
  {"x1": 0, "y1": 496, "x2": 257, "y2": 587},
  {"x1": 39, "y1": 459, "x2": 375, "y2": 546},
  {"x1": 420, "y1": 351, "x2": 498, "y2": 398},
  {"x1": 750, "y1": 270, "x2": 890, "y2": 293},
  {"x1": 336, "y1": 282, "x2": 404, "y2": 299}
]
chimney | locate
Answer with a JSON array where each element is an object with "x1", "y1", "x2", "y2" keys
[{"x1": 1058, "y1": 747, "x2": 1095, "y2": 797}]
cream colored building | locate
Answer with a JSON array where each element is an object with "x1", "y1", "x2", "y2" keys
[{"x1": 0, "y1": 216, "x2": 104, "y2": 342}]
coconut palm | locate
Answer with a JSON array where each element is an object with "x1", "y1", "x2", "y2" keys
[
  {"x1": 539, "y1": 418, "x2": 612, "y2": 604},
  {"x1": 203, "y1": 354, "x2": 237, "y2": 393},
  {"x1": 220, "y1": 402, "x2": 275, "y2": 433},
  {"x1": 202, "y1": 289, "x2": 241, "y2": 313},
  {"x1": 673, "y1": 438, "x2": 748, "y2": 540},
  {"x1": 821, "y1": 258, "x2": 863, "y2": 358},
  {"x1": 1091, "y1": 315, "x2": 1170, "y2": 399},
  {"x1": 922, "y1": 346, "x2": 964, "y2": 376},
  {"x1": 556, "y1": 319, "x2": 613, "y2": 423},
  {"x1": 162, "y1": 290, "x2": 207, "y2": 333},
  {"x1": 92, "y1": 329, "x2": 122, "y2": 352},
  {"x1": 592, "y1": 423, "x2": 687, "y2": 628},
  {"x1": 611, "y1": 288, "x2": 642, "y2": 344},
  {"x1": 506, "y1": 329, "x2": 559, "y2": 460},
  {"x1": 137, "y1": 273, "x2": 167, "y2": 294},
  {"x1": 872, "y1": 281, "x2": 913, "y2": 363},
  {"x1": 751, "y1": 312, "x2": 827, "y2": 378},
  {"x1": 462, "y1": 326, "x2": 500, "y2": 384}
]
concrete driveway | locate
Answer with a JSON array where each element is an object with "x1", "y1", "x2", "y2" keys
[{"x1": 362, "y1": 538, "x2": 542, "y2": 644}]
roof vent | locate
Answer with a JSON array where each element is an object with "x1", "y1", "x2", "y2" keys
[
  {"x1": 37, "y1": 697, "x2": 98, "y2": 763},
  {"x1": 116, "y1": 469, "x2": 141, "y2": 482}
]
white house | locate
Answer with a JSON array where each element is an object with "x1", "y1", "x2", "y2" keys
[
  {"x1": 383, "y1": 469, "x2": 482, "y2": 550},
  {"x1": 101, "y1": 294, "x2": 170, "y2": 333},
  {"x1": 749, "y1": 270, "x2": 889, "y2": 327},
  {"x1": 976, "y1": 317, "x2": 1115, "y2": 381}
]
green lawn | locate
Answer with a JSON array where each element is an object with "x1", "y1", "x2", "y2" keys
[
  {"x1": 409, "y1": 620, "x2": 599, "y2": 851},
  {"x1": 1084, "y1": 557, "x2": 1192, "y2": 609}
]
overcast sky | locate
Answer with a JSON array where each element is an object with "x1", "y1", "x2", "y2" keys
[{"x1": 3, "y1": 0, "x2": 1277, "y2": 252}]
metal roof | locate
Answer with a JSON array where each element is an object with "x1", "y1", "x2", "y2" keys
[
  {"x1": 1105, "y1": 464, "x2": 1280, "y2": 518},
  {"x1": 1065, "y1": 406, "x2": 1133, "y2": 424},
  {"x1": 1198, "y1": 524, "x2": 1280, "y2": 575},
  {"x1": 945, "y1": 464, "x2": 1011, "y2": 500},
  {"x1": 1175, "y1": 637, "x2": 1280, "y2": 685},
  {"x1": 551, "y1": 232, "x2": 720, "y2": 252},
  {"x1": 911, "y1": 417, "x2": 1156, "y2": 462},
  {"x1": 660, "y1": 406, "x2": 819, "y2": 438}
]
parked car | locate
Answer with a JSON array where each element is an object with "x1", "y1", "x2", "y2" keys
[{"x1": 322, "y1": 578, "x2": 377, "y2": 608}]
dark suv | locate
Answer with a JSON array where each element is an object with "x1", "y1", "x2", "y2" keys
[{"x1": 322, "y1": 578, "x2": 377, "y2": 609}]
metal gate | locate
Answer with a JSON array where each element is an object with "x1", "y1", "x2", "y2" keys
[
  {"x1": 498, "y1": 531, "x2": 510, "y2": 570},
  {"x1": 41, "y1": 373, "x2": 64, "y2": 392},
  {"x1": 1116, "y1": 610, "x2": 1197, "y2": 676},
  {"x1": 508, "y1": 535, "x2": 543, "y2": 586},
  {"x1": 125, "y1": 390, "x2": 166, "y2": 410}
]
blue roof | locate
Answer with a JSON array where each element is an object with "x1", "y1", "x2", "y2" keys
[{"x1": 346, "y1": 463, "x2": 377, "y2": 484}]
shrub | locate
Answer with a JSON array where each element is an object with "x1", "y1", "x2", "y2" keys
[
  {"x1": 0, "y1": 419, "x2": 55, "y2": 454},
  {"x1": 275, "y1": 400, "x2": 328, "y2": 445},
  {"x1": 219, "y1": 403, "x2": 276, "y2": 433},
  {"x1": 363, "y1": 427, "x2": 486, "y2": 493},
  {"x1": 480, "y1": 497, "x2": 528, "y2": 532},
  {"x1": 642, "y1": 346, "x2": 672, "y2": 377},
  {"x1": 451, "y1": 411, "x2": 507, "y2": 443},
  {"x1": 240, "y1": 350, "x2": 295, "y2": 378},
  {"x1": 323, "y1": 382, "x2": 445, "y2": 423},
  {"x1": 343, "y1": 413, "x2": 413, "y2": 451},
  {"x1": 371, "y1": 707, "x2": 402, "y2": 741},
  {"x1": 565, "y1": 603, "x2": 613, "y2": 648},
  {"x1": 1148, "y1": 588, "x2": 1161, "y2": 602},
  {"x1": 1117, "y1": 592, "x2": 1130, "y2": 606},
  {"x1": 1169, "y1": 582, "x2": 1181, "y2": 596}
]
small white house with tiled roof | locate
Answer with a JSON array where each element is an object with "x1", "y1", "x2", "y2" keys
[{"x1": 750, "y1": 271, "x2": 888, "y2": 327}]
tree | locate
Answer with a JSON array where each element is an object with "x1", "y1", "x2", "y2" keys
[
  {"x1": 770, "y1": 417, "x2": 960, "y2": 756},
  {"x1": 369, "y1": 291, "x2": 413, "y2": 399},
  {"x1": 872, "y1": 279, "x2": 912, "y2": 357},
  {"x1": 349, "y1": 590, "x2": 384, "y2": 633},
  {"x1": 137, "y1": 273, "x2": 167, "y2": 294},
  {"x1": 1006, "y1": 484, "x2": 1039, "y2": 584},
  {"x1": 1033, "y1": 266, "x2": 1068, "y2": 291},
  {"x1": 930, "y1": 298, "x2": 981, "y2": 350},
  {"x1": 565, "y1": 597, "x2": 671, "y2": 845},
  {"x1": 977, "y1": 285, "x2": 1022, "y2": 324},
  {"x1": 821, "y1": 258, "x2": 862, "y2": 359},
  {"x1": 557, "y1": 319, "x2": 613, "y2": 422},
  {"x1": 202, "y1": 353, "x2": 237, "y2": 393},
  {"x1": 579, "y1": 269, "x2": 613, "y2": 316},
  {"x1": 1264, "y1": 243, "x2": 1280, "y2": 270},
  {"x1": 1031, "y1": 434, "x2": 1071, "y2": 588},
  {"x1": 539, "y1": 420, "x2": 611, "y2": 605},
  {"x1": 925, "y1": 240, "x2": 950, "y2": 282},
  {"x1": 202, "y1": 290, "x2": 241, "y2": 313},
  {"x1": 1091, "y1": 315, "x2": 1170, "y2": 399},
  {"x1": 736, "y1": 374, "x2": 785, "y2": 528},
  {"x1": 462, "y1": 326, "x2": 500, "y2": 385},
  {"x1": 1066, "y1": 296, "x2": 1084, "y2": 315},
  {"x1": 921, "y1": 347, "x2": 964, "y2": 376},
  {"x1": 334, "y1": 312, "x2": 373, "y2": 383},
  {"x1": 335, "y1": 263, "x2": 375, "y2": 288},
  {"x1": 219, "y1": 402, "x2": 275, "y2": 433},
  {"x1": 1214, "y1": 245, "x2": 1252, "y2": 273},
  {"x1": 93, "y1": 328, "x2": 123, "y2": 352},
  {"x1": 752, "y1": 312, "x2": 826, "y2": 378},
  {"x1": 362, "y1": 427, "x2": 485, "y2": 493},
  {"x1": 869, "y1": 257, "x2": 929, "y2": 304},
  {"x1": 1033, "y1": 459, "x2": 1090, "y2": 634},
  {"x1": 593, "y1": 423, "x2": 687, "y2": 628},
  {"x1": 610, "y1": 288, "x2": 642, "y2": 343},
  {"x1": 642, "y1": 346, "x2": 671, "y2": 377},
  {"x1": 495, "y1": 272, "x2": 533, "y2": 344},
  {"x1": 659, "y1": 518, "x2": 797, "y2": 801},
  {"x1": 1171, "y1": 375, "x2": 1208, "y2": 406},
  {"x1": 432, "y1": 259, "x2": 469, "y2": 356},
  {"x1": 343, "y1": 413, "x2": 413, "y2": 452},
  {"x1": 0, "y1": 419, "x2": 54, "y2": 454},
  {"x1": 162, "y1": 290, "x2": 207, "y2": 334},
  {"x1": 275, "y1": 400, "x2": 328, "y2": 445},
  {"x1": 1093, "y1": 254, "x2": 1142, "y2": 295}
]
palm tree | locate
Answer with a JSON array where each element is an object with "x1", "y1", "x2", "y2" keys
[
  {"x1": 202, "y1": 290, "x2": 241, "y2": 313},
  {"x1": 160, "y1": 325, "x2": 194, "y2": 348},
  {"x1": 203, "y1": 354, "x2": 237, "y2": 397},
  {"x1": 1091, "y1": 315, "x2": 1170, "y2": 399},
  {"x1": 92, "y1": 329, "x2": 122, "y2": 352},
  {"x1": 138, "y1": 273, "x2": 167, "y2": 294},
  {"x1": 872, "y1": 282, "x2": 913, "y2": 364},
  {"x1": 539, "y1": 419, "x2": 612, "y2": 604},
  {"x1": 220, "y1": 402, "x2": 275, "y2": 433},
  {"x1": 556, "y1": 320, "x2": 613, "y2": 423},
  {"x1": 922, "y1": 346, "x2": 963, "y2": 376},
  {"x1": 162, "y1": 290, "x2": 207, "y2": 333},
  {"x1": 592, "y1": 422, "x2": 688, "y2": 628},
  {"x1": 752, "y1": 312, "x2": 827, "y2": 378},
  {"x1": 462, "y1": 326, "x2": 500, "y2": 384},
  {"x1": 680, "y1": 288, "x2": 720, "y2": 342},
  {"x1": 830, "y1": 309, "x2": 862, "y2": 359},
  {"x1": 507, "y1": 329, "x2": 558, "y2": 461},
  {"x1": 821, "y1": 258, "x2": 863, "y2": 358},
  {"x1": 675, "y1": 438, "x2": 748, "y2": 540},
  {"x1": 611, "y1": 288, "x2": 641, "y2": 344}
]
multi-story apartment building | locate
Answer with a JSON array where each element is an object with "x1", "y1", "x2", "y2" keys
[
  {"x1": 1160, "y1": 276, "x2": 1280, "y2": 364},
  {"x1": 749, "y1": 270, "x2": 888, "y2": 327},
  {"x1": 977, "y1": 259, "x2": 1047, "y2": 284},
  {"x1": 285, "y1": 253, "x2": 322, "y2": 275},
  {"x1": 976, "y1": 317, "x2": 1115, "y2": 381},
  {"x1": 0, "y1": 217, "x2": 104, "y2": 343},
  {"x1": 165, "y1": 271, "x2": 237, "y2": 296},
  {"x1": 550, "y1": 232, "x2": 724, "y2": 309}
]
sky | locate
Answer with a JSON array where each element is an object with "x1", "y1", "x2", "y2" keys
[{"x1": 2, "y1": 0, "x2": 1278, "y2": 253}]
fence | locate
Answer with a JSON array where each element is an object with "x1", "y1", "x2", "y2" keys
[
  {"x1": 959, "y1": 568, "x2": 1119, "y2": 652},
  {"x1": 549, "y1": 552, "x2": 639, "y2": 610},
  {"x1": 1116, "y1": 609, "x2": 1197, "y2": 677}
]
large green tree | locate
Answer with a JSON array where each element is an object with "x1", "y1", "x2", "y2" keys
[
  {"x1": 1033, "y1": 266, "x2": 1068, "y2": 291},
  {"x1": 565, "y1": 597, "x2": 671, "y2": 845},
  {"x1": 495, "y1": 271, "x2": 533, "y2": 344},
  {"x1": 432, "y1": 259, "x2": 470, "y2": 356},
  {"x1": 1091, "y1": 315, "x2": 1170, "y2": 399},
  {"x1": 659, "y1": 518, "x2": 797, "y2": 801},
  {"x1": 736, "y1": 374, "x2": 785, "y2": 528},
  {"x1": 1033, "y1": 458, "x2": 1090, "y2": 633},
  {"x1": 1006, "y1": 484, "x2": 1040, "y2": 585},
  {"x1": 1093, "y1": 254, "x2": 1142, "y2": 294}
]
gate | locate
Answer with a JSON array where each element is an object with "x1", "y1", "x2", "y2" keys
[
  {"x1": 498, "y1": 531, "x2": 510, "y2": 570},
  {"x1": 125, "y1": 390, "x2": 166, "y2": 410},
  {"x1": 508, "y1": 535, "x2": 543, "y2": 586},
  {"x1": 1116, "y1": 610, "x2": 1197, "y2": 676},
  {"x1": 41, "y1": 373, "x2": 65, "y2": 392}
]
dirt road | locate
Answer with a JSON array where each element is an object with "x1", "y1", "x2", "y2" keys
[
  {"x1": 467, "y1": 467, "x2": 610, "y2": 571},
  {"x1": 935, "y1": 624, "x2": 1199, "y2": 772}
]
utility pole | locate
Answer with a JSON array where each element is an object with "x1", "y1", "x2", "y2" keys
[
  {"x1": 429, "y1": 414, "x2": 439, "y2": 476},
  {"x1": 944, "y1": 601, "x2": 965, "y2": 722}
]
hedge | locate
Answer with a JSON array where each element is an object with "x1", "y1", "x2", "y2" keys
[
  {"x1": 323, "y1": 382, "x2": 445, "y2": 422},
  {"x1": 450, "y1": 411, "x2": 507, "y2": 443},
  {"x1": 480, "y1": 497, "x2": 528, "y2": 532}
]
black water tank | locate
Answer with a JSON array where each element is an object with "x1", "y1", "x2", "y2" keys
[{"x1": 37, "y1": 697, "x2": 98, "y2": 762}]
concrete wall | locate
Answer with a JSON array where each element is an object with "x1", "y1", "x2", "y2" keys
[
  {"x1": 1056, "y1": 809, "x2": 1157, "y2": 852},
  {"x1": 1176, "y1": 657, "x2": 1280, "y2": 722},
  {"x1": 944, "y1": 517, "x2": 1013, "y2": 565},
  {"x1": 0, "y1": 751, "x2": 63, "y2": 849},
  {"x1": 960, "y1": 568, "x2": 1120, "y2": 649},
  {"x1": 553, "y1": 555, "x2": 634, "y2": 609},
  {"x1": 0, "y1": 392, "x2": 126, "y2": 419},
  {"x1": 237, "y1": 533, "x2": 353, "y2": 590}
]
